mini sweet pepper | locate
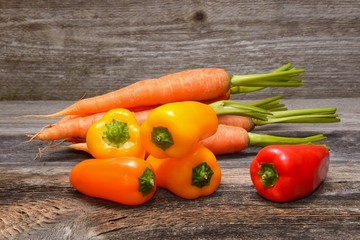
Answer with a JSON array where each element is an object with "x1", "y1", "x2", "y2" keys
[
  {"x1": 140, "y1": 101, "x2": 218, "y2": 159},
  {"x1": 70, "y1": 156, "x2": 156, "y2": 205},
  {"x1": 86, "y1": 108, "x2": 145, "y2": 159},
  {"x1": 146, "y1": 144, "x2": 222, "y2": 199},
  {"x1": 250, "y1": 144, "x2": 329, "y2": 202}
]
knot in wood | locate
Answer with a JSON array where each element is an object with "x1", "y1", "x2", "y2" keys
[{"x1": 193, "y1": 10, "x2": 207, "y2": 22}]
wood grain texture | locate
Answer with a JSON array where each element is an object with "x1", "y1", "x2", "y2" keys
[
  {"x1": 0, "y1": 98, "x2": 359, "y2": 239},
  {"x1": 1, "y1": 0, "x2": 359, "y2": 101},
  {"x1": 1, "y1": 1, "x2": 359, "y2": 239}
]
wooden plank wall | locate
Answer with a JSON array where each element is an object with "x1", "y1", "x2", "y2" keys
[{"x1": 0, "y1": 0, "x2": 359, "y2": 101}]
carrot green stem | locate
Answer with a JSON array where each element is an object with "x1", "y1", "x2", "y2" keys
[
  {"x1": 270, "y1": 108, "x2": 337, "y2": 118},
  {"x1": 245, "y1": 95, "x2": 287, "y2": 111},
  {"x1": 230, "y1": 63, "x2": 304, "y2": 90},
  {"x1": 209, "y1": 100, "x2": 272, "y2": 121},
  {"x1": 209, "y1": 95, "x2": 288, "y2": 121},
  {"x1": 248, "y1": 133, "x2": 326, "y2": 147},
  {"x1": 210, "y1": 97, "x2": 341, "y2": 125},
  {"x1": 252, "y1": 108, "x2": 341, "y2": 126},
  {"x1": 230, "y1": 86, "x2": 265, "y2": 94},
  {"x1": 246, "y1": 95, "x2": 283, "y2": 108}
]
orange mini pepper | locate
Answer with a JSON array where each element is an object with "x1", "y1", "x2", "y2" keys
[
  {"x1": 69, "y1": 157, "x2": 156, "y2": 205},
  {"x1": 140, "y1": 101, "x2": 218, "y2": 159},
  {"x1": 146, "y1": 144, "x2": 222, "y2": 199},
  {"x1": 86, "y1": 108, "x2": 145, "y2": 159}
]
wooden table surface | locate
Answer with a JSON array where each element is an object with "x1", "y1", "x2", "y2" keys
[
  {"x1": 0, "y1": 98, "x2": 359, "y2": 240},
  {"x1": 1, "y1": 0, "x2": 360, "y2": 239}
]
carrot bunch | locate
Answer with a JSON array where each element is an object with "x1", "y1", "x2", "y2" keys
[{"x1": 25, "y1": 63, "x2": 340, "y2": 158}]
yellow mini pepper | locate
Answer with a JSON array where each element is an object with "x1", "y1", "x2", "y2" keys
[
  {"x1": 146, "y1": 144, "x2": 222, "y2": 199},
  {"x1": 140, "y1": 101, "x2": 218, "y2": 159},
  {"x1": 86, "y1": 108, "x2": 145, "y2": 159}
]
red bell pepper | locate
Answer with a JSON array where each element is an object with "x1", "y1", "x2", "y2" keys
[{"x1": 250, "y1": 144, "x2": 329, "y2": 202}]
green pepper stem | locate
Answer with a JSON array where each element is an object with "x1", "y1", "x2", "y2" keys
[
  {"x1": 230, "y1": 63, "x2": 304, "y2": 90},
  {"x1": 192, "y1": 162, "x2": 214, "y2": 188},
  {"x1": 151, "y1": 127, "x2": 174, "y2": 151},
  {"x1": 138, "y1": 167, "x2": 156, "y2": 196},
  {"x1": 248, "y1": 133, "x2": 326, "y2": 147},
  {"x1": 258, "y1": 163, "x2": 279, "y2": 188},
  {"x1": 103, "y1": 119, "x2": 130, "y2": 148}
]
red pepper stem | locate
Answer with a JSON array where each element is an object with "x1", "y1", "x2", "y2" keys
[
  {"x1": 258, "y1": 163, "x2": 279, "y2": 187},
  {"x1": 248, "y1": 133, "x2": 326, "y2": 147}
]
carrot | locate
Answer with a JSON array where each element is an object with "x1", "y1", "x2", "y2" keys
[
  {"x1": 29, "y1": 112, "x2": 105, "y2": 141},
  {"x1": 28, "y1": 95, "x2": 275, "y2": 142},
  {"x1": 67, "y1": 125, "x2": 327, "y2": 156},
  {"x1": 217, "y1": 115, "x2": 255, "y2": 131},
  {"x1": 32, "y1": 114, "x2": 254, "y2": 142},
  {"x1": 28, "y1": 95, "x2": 271, "y2": 141},
  {"x1": 29, "y1": 112, "x2": 241, "y2": 142},
  {"x1": 26, "y1": 64, "x2": 304, "y2": 117},
  {"x1": 200, "y1": 124, "x2": 327, "y2": 155},
  {"x1": 28, "y1": 109, "x2": 153, "y2": 141},
  {"x1": 200, "y1": 125, "x2": 250, "y2": 155},
  {"x1": 29, "y1": 99, "x2": 339, "y2": 142},
  {"x1": 67, "y1": 142, "x2": 88, "y2": 152}
]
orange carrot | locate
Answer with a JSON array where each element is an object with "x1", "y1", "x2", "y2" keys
[
  {"x1": 29, "y1": 95, "x2": 281, "y2": 141},
  {"x1": 217, "y1": 115, "x2": 255, "y2": 131},
  {"x1": 28, "y1": 64, "x2": 304, "y2": 117},
  {"x1": 30, "y1": 103, "x2": 338, "y2": 143},
  {"x1": 68, "y1": 142, "x2": 88, "y2": 152},
  {"x1": 67, "y1": 125, "x2": 326, "y2": 156},
  {"x1": 30, "y1": 109, "x2": 256, "y2": 142},
  {"x1": 200, "y1": 124, "x2": 326, "y2": 155},
  {"x1": 36, "y1": 69, "x2": 230, "y2": 117},
  {"x1": 200, "y1": 125, "x2": 249, "y2": 155},
  {"x1": 30, "y1": 112, "x2": 105, "y2": 141}
]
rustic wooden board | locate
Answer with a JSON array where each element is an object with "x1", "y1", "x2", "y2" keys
[
  {"x1": 1, "y1": 0, "x2": 359, "y2": 239},
  {"x1": 1, "y1": 0, "x2": 359, "y2": 101},
  {"x1": 0, "y1": 98, "x2": 359, "y2": 239}
]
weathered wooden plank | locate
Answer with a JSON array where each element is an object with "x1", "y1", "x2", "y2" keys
[
  {"x1": 1, "y1": 0, "x2": 359, "y2": 100},
  {"x1": 0, "y1": 166, "x2": 359, "y2": 240}
]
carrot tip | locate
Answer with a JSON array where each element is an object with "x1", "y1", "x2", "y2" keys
[
  {"x1": 32, "y1": 140, "x2": 66, "y2": 160},
  {"x1": 17, "y1": 113, "x2": 63, "y2": 118},
  {"x1": 22, "y1": 134, "x2": 36, "y2": 144},
  {"x1": 22, "y1": 124, "x2": 53, "y2": 143}
]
